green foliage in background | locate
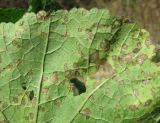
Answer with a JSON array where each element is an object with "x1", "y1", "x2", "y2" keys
[
  {"x1": 28, "y1": 0, "x2": 62, "y2": 12},
  {"x1": 0, "y1": 0, "x2": 62, "y2": 23},
  {"x1": 0, "y1": 8, "x2": 26, "y2": 23},
  {"x1": 0, "y1": 8, "x2": 160, "y2": 123}
]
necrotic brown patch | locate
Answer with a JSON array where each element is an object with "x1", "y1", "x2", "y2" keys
[
  {"x1": 91, "y1": 62, "x2": 114, "y2": 80},
  {"x1": 13, "y1": 96, "x2": 18, "y2": 103},
  {"x1": 136, "y1": 54, "x2": 148, "y2": 65},
  {"x1": 39, "y1": 106, "x2": 45, "y2": 112},
  {"x1": 128, "y1": 105, "x2": 138, "y2": 111},
  {"x1": 81, "y1": 108, "x2": 91, "y2": 119},
  {"x1": 50, "y1": 72, "x2": 59, "y2": 83},
  {"x1": 144, "y1": 99, "x2": 152, "y2": 107},
  {"x1": 41, "y1": 88, "x2": 49, "y2": 94},
  {"x1": 133, "y1": 48, "x2": 140, "y2": 53},
  {"x1": 119, "y1": 53, "x2": 132, "y2": 63}
]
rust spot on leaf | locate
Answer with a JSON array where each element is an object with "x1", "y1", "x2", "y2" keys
[
  {"x1": 25, "y1": 116, "x2": 29, "y2": 121},
  {"x1": 86, "y1": 30, "x2": 94, "y2": 40},
  {"x1": 105, "y1": 88, "x2": 111, "y2": 95},
  {"x1": 54, "y1": 100, "x2": 61, "y2": 107},
  {"x1": 133, "y1": 42, "x2": 142, "y2": 53},
  {"x1": 136, "y1": 54, "x2": 148, "y2": 65},
  {"x1": 0, "y1": 120, "x2": 7, "y2": 123},
  {"x1": 63, "y1": 15, "x2": 68, "y2": 22},
  {"x1": 128, "y1": 105, "x2": 138, "y2": 111},
  {"x1": 2, "y1": 102, "x2": 8, "y2": 109},
  {"x1": 132, "y1": 89, "x2": 139, "y2": 97},
  {"x1": 100, "y1": 40, "x2": 110, "y2": 51},
  {"x1": 143, "y1": 79, "x2": 150, "y2": 85},
  {"x1": 21, "y1": 98, "x2": 27, "y2": 105},
  {"x1": 81, "y1": 10, "x2": 86, "y2": 16},
  {"x1": 82, "y1": 108, "x2": 91, "y2": 119},
  {"x1": 99, "y1": 105, "x2": 104, "y2": 111},
  {"x1": 93, "y1": 82, "x2": 100, "y2": 88},
  {"x1": 12, "y1": 40, "x2": 21, "y2": 48},
  {"x1": 50, "y1": 72, "x2": 59, "y2": 82},
  {"x1": 90, "y1": 51, "x2": 99, "y2": 64},
  {"x1": 36, "y1": 11, "x2": 47, "y2": 20},
  {"x1": 39, "y1": 106, "x2": 45, "y2": 112},
  {"x1": 144, "y1": 99, "x2": 152, "y2": 107},
  {"x1": 122, "y1": 43, "x2": 128, "y2": 49},
  {"x1": 145, "y1": 39, "x2": 152, "y2": 48},
  {"x1": 73, "y1": 63, "x2": 78, "y2": 69},
  {"x1": 32, "y1": 97, "x2": 36, "y2": 107},
  {"x1": 13, "y1": 96, "x2": 18, "y2": 103},
  {"x1": 91, "y1": 62, "x2": 114, "y2": 80},
  {"x1": 133, "y1": 48, "x2": 140, "y2": 53},
  {"x1": 42, "y1": 75, "x2": 48, "y2": 81},
  {"x1": 97, "y1": 24, "x2": 107, "y2": 28},
  {"x1": 15, "y1": 59, "x2": 22, "y2": 65},
  {"x1": 78, "y1": 27, "x2": 83, "y2": 32},
  {"x1": 29, "y1": 113, "x2": 34, "y2": 120},
  {"x1": 119, "y1": 53, "x2": 132, "y2": 63},
  {"x1": 41, "y1": 87, "x2": 49, "y2": 94},
  {"x1": 64, "y1": 63, "x2": 68, "y2": 70},
  {"x1": 112, "y1": 55, "x2": 117, "y2": 61},
  {"x1": 41, "y1": 32, "x2": 48, "y2": 37},
  {"x1": 27, "y1": 69, "x2": 33, "y2": 76}
]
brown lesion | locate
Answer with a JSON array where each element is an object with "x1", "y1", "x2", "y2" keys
[
  {"x1": 133, "y1": 48, "x2": 140, "y2": 54},
  {"x1": 38, "y1": 106, "x2": 45, "y2": 112},
  {"x1": 90, "y1": 51, "x2": 99, "y2": 64},
  {"x1": 29, "y1": 113, "x2": 34, "y2": 120},
  {"x1": 50, "y1": 72, "x2": 59, "y2": 83},
  {"x1": 2, "y1": 102, "x2": 8, "y2": 110},
  {"x1": 90, "y1": 61, "x2": 114, "y2": 81},
  {"x1": 128, "y1": 104, "x2": 138, "y2": 111},
  {"x1": 89, "y1": 49, "x2": 108, "y2": 69},
  {"x1": 0, "y1": 63, "x2": 14, "y2": 74},
  {"x1": 36, "y1": 11, "x2": 50, "y2": 21},
  {"x1": 100, "y1": 40, "x2": 110, "y2": 52},
  {"x1": 132, "y1": 42, "x2": 142, "y2": 54},
  {"x1": 118, "y1": 53, "x2": 133, "y2": 63},
  {"x1": 92, "y1": 81, "x2": 101, "y2": 89},
  {"x1": 86, "y1": 29, "x2": 94, "y2": 40},
  {"x1": 136, "y1": 54, "x2": 148, "y2": 65},
  {"x1": 145, "y1": 38, "x2": 153, "y2": 48},
  {"x1": 41, "y1": 87, "x2": 49, "y2": 94},
  {"x1": 81, "y1": 107, "x2": 91, "y2": 119},
  {"x1": 12, "y1": 39, "x2": 22, "y2": 48},
  {"x1": 144, "y1": 99, "x2": 152, "y2": 107},
  {"x1": 31, "y1": 97, "x2": 36, "y2": 107},
  {"x1": 65, "y1": 70, "x2": 86, "y2": 84},
  {"x1": 65, "y1": 70, "x2": 87, "y2": 96},
  {"x1": 13, "y1": 96, "x2": 19, "y2": 103},
  {"x1": 42, "y1": 75, "x2": 48, "y2": 82},
  {"x1": 54, "y1": 100, "x2": 61, "y2": 107}
]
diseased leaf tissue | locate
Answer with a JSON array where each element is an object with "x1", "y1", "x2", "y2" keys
[{"x1": 0, "y1": 8, "x2": 160, "y2": 123}]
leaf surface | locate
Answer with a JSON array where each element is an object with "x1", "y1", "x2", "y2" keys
[{"x1": 0, "y1": 8, "x2": 160, "y2": 123}]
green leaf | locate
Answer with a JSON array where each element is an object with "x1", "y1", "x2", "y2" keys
[
  {"x1": 0, "y1": 8, "x2": 160, "y2": 123},
  {"x1": 0, "y1": 8, "x2": 26, "y2": 23}
]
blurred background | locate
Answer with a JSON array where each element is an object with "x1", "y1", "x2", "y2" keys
[{"x1": 0, "y1": 0, "x2": 159, "y2": 44}]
